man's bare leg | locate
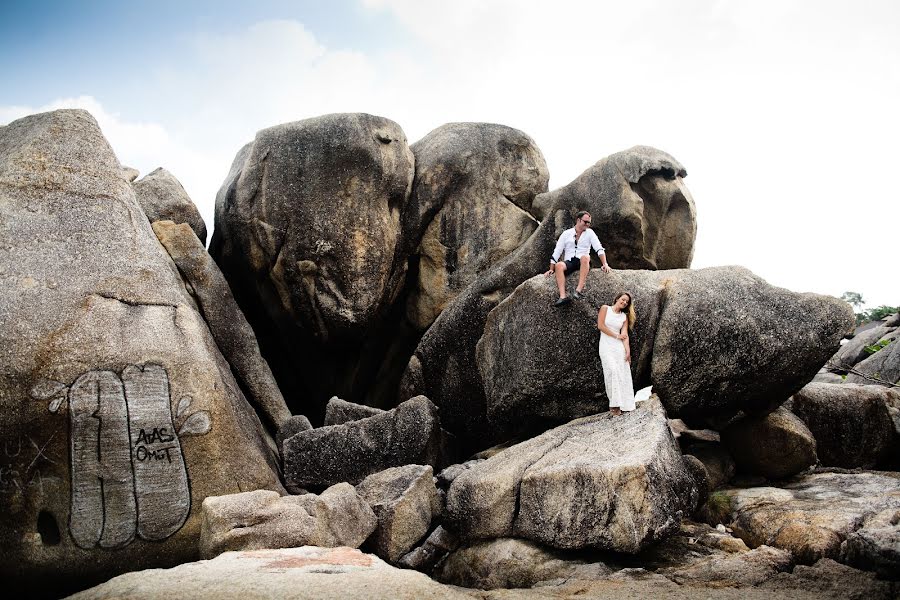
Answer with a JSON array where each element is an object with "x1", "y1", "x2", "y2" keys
[
  {"x1": 554, "y1": 262, "x2": 568, "y2": 298},
  {"x1": 575, "y1": 255, "x2": 590, "y2": 294}
]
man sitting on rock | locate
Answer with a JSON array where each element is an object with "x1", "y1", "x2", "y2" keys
[{"x1": 545, "y1": 210, "x2": 611, "y2": 306}]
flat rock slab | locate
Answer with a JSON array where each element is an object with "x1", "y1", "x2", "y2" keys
[
  {"x1": 199, "y1": 485, "x2": 376, "y2": 559},
  {"x1": 721, "y1": 470, "x2": 900, "y2": 569},
  {"x1": 445, "y1": 397, "x2": 697, "y2": 553},
  {"x1": 284, "y1": 396, "x2": 444, "y2": 488},
  {"x1": 67, "y1": 546, "x2": 470, "y2": 600}
]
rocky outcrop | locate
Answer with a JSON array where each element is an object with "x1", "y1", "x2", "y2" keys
[
  {"x1": 720, "y1": 407, "x2": 818, "y2": 479},
  {"x1": 152, "y1": 220, "x2": 292, "y2": 432},
  {"x1": 133, "y1": 167, "x2": 207, "y2": 244},
  {"x1": 283, "y1": 396, "x2": 446, "y2": 489},
  {"x1": 402, "y1": 146, "x2": 697, "y2": 448},
  {"x1": 433, "y1": 538, "x2": 615, "y2": 589},
  {"x1": 0, "y1": 110, "x2": 282, "y2": 594},
  {"x1": 397, "y1": 525, "x2": 459, "y2": 572},
  {"x1": 445, "y1": 398, "x2": 698, "y2": 553},
  {"x1": 721, "y1": 471, "x2": 900, "y2": 569},
  {"x1": 846, "y1": 330, "x2": 900, "y2": 386},
  {"x1": 199, "y1": 485, "x2": 376, "y2": 559},
  {"x1": 788, "y1": 383, "x2": 896, "y2": 468},
  {"x1": 684, "y1": 442, "x2": 736, "y2": 490},
  {"x1": 209, "y1": 113, "x2": 415, "y2": 420},
  {"x1": 68, "y1": 546, "x2": 471, "y2": 600},
  {"x1": 324, "y1": 396, "x2": 385, "y2": 426},
  {"x1": 405, "y1": 123, "x2": 548, "y2": 330},
  {"x1": 474, "y1": 267, "x2": 852, "y2": 436},
  {"x1": 356, "y1": 465, "x2": 441, "y2": 562}
]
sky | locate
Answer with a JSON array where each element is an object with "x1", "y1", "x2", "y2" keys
[{"x1": 1, "y1": 0, "x2": 897, "y2": 309}]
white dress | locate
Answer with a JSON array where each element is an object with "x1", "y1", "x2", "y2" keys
[{"x1": 599, "y1": 306, "x2": 636, "y2": 411}]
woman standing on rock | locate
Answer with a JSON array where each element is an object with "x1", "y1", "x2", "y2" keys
[{"x1": 598, "y1": 292, "x2": 636, "y2": 416}]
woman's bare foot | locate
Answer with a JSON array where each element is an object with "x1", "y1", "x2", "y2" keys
[{"x1": 610, "y1": 407, "x2": 622, "y2": 416}]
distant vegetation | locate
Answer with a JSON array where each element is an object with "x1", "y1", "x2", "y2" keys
[{"x1": 840, "y1": 292, "x2": 899, "y2": 326}]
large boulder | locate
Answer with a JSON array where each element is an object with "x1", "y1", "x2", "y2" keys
[
  {"x1": 405, "y1": 123, "x2": 548, "y2": 330},
  {"x1": 0, "y1": 110, "x2": 282, "y2": 595},
  {"x1": 67, "y1": 546, "x2": 472, "y2": 600},
  {"x1": 199, "y1": 485, "x2": 377, "y2": 559},
  {"x1": 433, "y1": 538, "x2": 615, "y2": 589},
  {"x1": 829, "y1": 319, "x2": 898, "y2": 372},
  {"x1": 402, "y1": 146, "x2": 697, "y2": 449},
  {"x1": 720, "y1": 407, "x2": 818, "y2": 479},
  {"x1": 474, "y1": 267, "x2": 852, "y2": 436},
  {"x1": 356, "y1": 465, "x2": 441, "y2": 563},
  {"x1": 721, "y1": 471, "x2": 900, "y2": 568},
  {"x1": 788, "y1": 383, "x2": 896, "y2": 468},
  {"x1": 152, "y1": 220, "x2": 291, "y2": 433},
  {"x1": 845, "y1": 330, "x2": 900, "y2": 386},
  {"x1": 132, "y1": 167, "x2": 207, "y2": 244},
  {"x1": 283, "y1": 396, "x2": 445, "y2": 489},
  {"x1": 444, "y1": 398, "x2": 698, "y2": 553},
  {"x1": 209, "y1": 113, "x2": 415, "y2": 420}
]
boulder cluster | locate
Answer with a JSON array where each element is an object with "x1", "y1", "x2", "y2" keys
[{"x1": 1, "y1": 109, "x2": 897, "y2": 599}]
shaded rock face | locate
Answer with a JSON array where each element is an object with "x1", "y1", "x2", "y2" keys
[
  {"x1": 199, "y1": 486, "x2": 376, "y2": 559},
  {"x1": 405, "y1": 123, "x2": 548, "y2": 330},
  {"x1": 721, "y1": 407, "x2": 818, "y2": 479},
  {"x1": 68, "y1": 546, "x2": 472, "y2": 600},
  {"x1": 445, "y1": 398, "x2": 698, "y2": 553},
  {"x1": 133, "y1": 167, "x2": 207, "y2": 245},
  {"x1": 684, "y1": 442, "x2": 736, "y2": 490},
  {"x1": 324, "y1": 396, "x2": 385, "y2": 426},
  {"x1": 152, "y1": 220, "x2": 291, "y2": 433},
  {"x1": 473, "y1": 267, "x2": 852, "y2": 437},
  {"x1": 846, "y1": 330, "x2": 900, "y2": 387},
  {"x1": 0, "y1": 110, "x2": 282, "y2": 594},
  {"x1": 433, "y1": 537, "x2": 615, "y2": 590},
  {"x1": 403, "y1": 146, "x2": 697, "y2": 448},
  {"x1": 722, "y1": 471, "x2": 900, "y2": 569},
  {"x1": 209, "y1": 113, "x2": 415, "y2": 420},
  {"x1": 356, "y1": 465, "x2": 441, "y2": 563},
  {"x1": 397, "y1": 525, "x2": 459, "y2": 572},
  {"x1": 789, "y1": 383, "x2": 896, "y2": 468},
  {"x1": 283, "y1": 396, "x2": 445, "y2": 489}
]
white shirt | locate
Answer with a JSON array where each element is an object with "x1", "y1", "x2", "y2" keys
[{"x1": 551, "y1": 227, "x2": 605, "y2": 262}]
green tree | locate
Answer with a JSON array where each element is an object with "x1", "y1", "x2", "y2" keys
[{"x1": 840, "y1": 291, "x2": 865, "y2": 309}]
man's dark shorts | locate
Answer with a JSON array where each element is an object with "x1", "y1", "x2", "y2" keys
[{"x1": 561, "y1": 256, "x2": 584, "y2": 273}]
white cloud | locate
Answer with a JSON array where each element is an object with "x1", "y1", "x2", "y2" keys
[{"x1": 3, "y1": 4, "x2": 898, "y2": 309}]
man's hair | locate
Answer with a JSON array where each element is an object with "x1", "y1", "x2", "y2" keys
[{"x1": 574, "y1": 210, "x2": 590, "y2": 222}]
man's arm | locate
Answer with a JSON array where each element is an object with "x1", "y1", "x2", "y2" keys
[
  {"x1": 546, "y1": 232, "x2": 566, "y2": 274},
  {"x1": 591, "y1": 230, "x2": 611, "y2": 273}
]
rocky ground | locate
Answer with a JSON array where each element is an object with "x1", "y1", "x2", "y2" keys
[{"x1": 1, "y1": 109, "x2": 896, "y2": 599}]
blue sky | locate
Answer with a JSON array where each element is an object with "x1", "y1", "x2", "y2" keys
[{"x1": 2, "y1": 0, "x2": 898, "y2": 308}]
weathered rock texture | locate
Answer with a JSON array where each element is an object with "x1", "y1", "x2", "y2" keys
[
  {"x1": 356, "y1": 465, "x2": 441, "y2": 562},
  {"x1": 789, "y1": 383, "x2": 896, "y2": 468},
  {"x1": 405, "y1": 123, "x2": 548, "y2": 330},
  {"x1": 152, "y1": 220, "x2": 291, "y2": 432},
  {"x1": 846, "y1": 331, "x2": 900, "y2": 386},
  {"x1": 284, "y1": 396, "x2": 445, "y2": 489},
  {"x1": 721, "y1": 471, "x2": 900, "y2": 569},
  {"x1": 720, "y1": 407, "x2": 818, "y2": 479},
  {"x1": 68, "y1": 546, "x2": 471, "y2": 600},
  {"x1": 209, "y1": 113, "x2": 415, "y2": 421},
  {"x1": 434, "y1": 537, "x2": 615, "y2": 589},
  {"x1": 133, "y1": 167, "x2": 207, "y2": 244},
  {"x1": 324, "y1": 396, "x2": 385, "y2": 426},
  {"x1": 199, "y1": 486, "x2": 376, "y2": 559},
  {"x1": 473, "y1": 267, "x2": 852, "y2": 436},
  {"x1": 0, "y1": 110, "x2": 282, "y2": 595},
  {"x1": 445, "y1": 398, "x2": 698, "y2": 553},
  {"x1": 402, "y1": 146, "x2": 697, "y2": 448},
  {"x1": 684, "y1": 442, "x2": 736, "y2": 490},
  {"x1": 397, "y1": 525, "x2": 459, "y2": 572}
]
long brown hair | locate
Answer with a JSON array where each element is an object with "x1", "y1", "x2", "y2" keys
[{"x1": 614, "y1": 292, "x2": 636, "y2": 330}]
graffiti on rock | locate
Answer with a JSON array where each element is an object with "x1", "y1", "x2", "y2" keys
[{"x1": 29, "y1": 364, "x2": 211, "y2": 549}]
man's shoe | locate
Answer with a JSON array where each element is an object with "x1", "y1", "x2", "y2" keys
[
  {"x1": 553, "y1": 296, "x2": 571, "y2": 307},
  {"x1": 572, "y1": 290, "x2": 583, "y2": 300}
]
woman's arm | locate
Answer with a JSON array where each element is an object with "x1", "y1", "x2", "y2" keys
[
  {"x1": 597, "y1": 306, "x2": 622, "y2": 337},
  {"x1": 621, "y1": 321, "x2": 631, "y2": 362}
]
